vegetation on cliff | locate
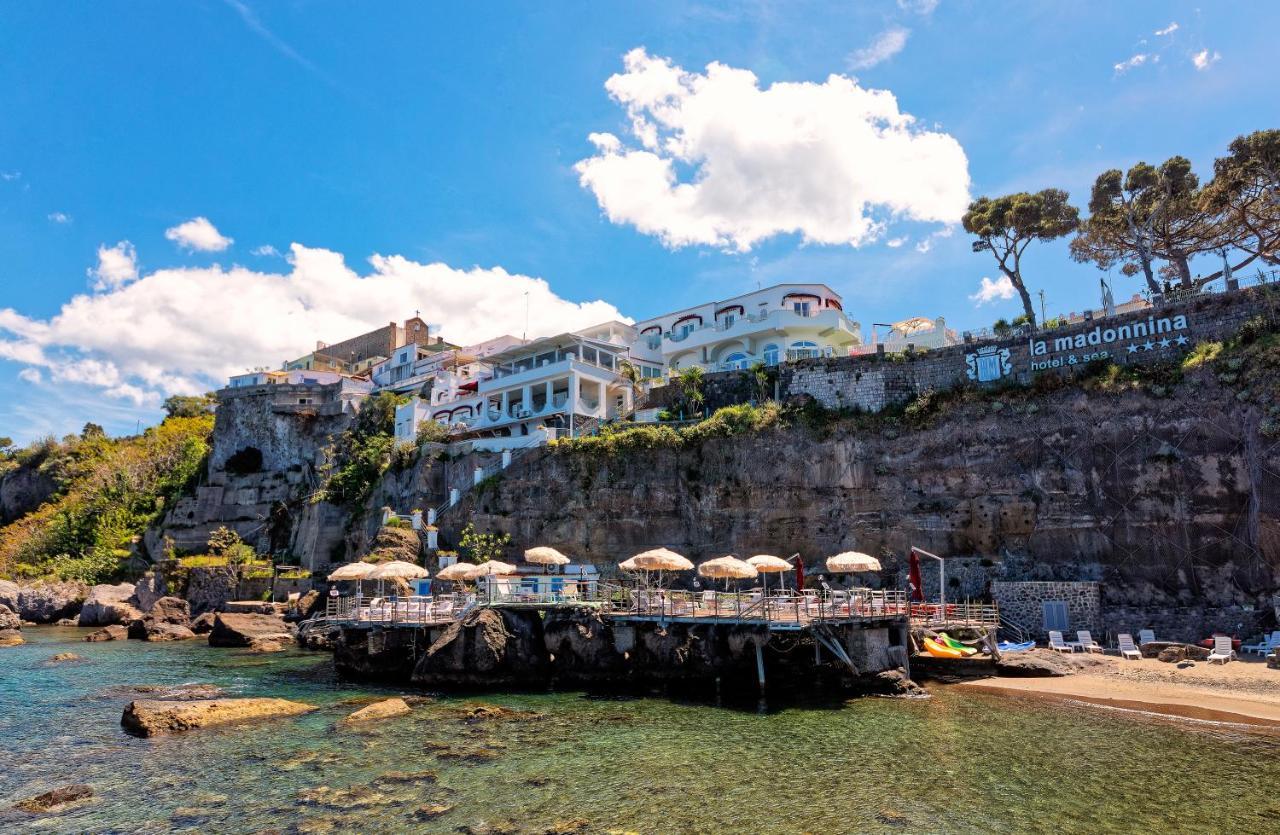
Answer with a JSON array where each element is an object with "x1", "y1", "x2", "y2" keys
[
  {"x1": 0, "y1": 415, "x2": 214, "y2": 582},
  {"x1": 318, "y1": 391, "x2": 411, "y2": 509},
  {"x1": 549, "y1": 402, "x2": 784, "y2": 457}
]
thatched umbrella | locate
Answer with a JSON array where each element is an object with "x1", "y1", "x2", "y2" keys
[
  {"x1": 617, "y1": 556, "x2": 642, "y2": 572},
  {"x1": 747, "y1": 554, "x2": 792, "y2": 594},
  {"x1": 630, "y1": 548, "x2": 694, "y2": 589},
  {"x1": 473, "y1": 560, "x2": 520, "y2": 576},
  {"x1": 826, "y1": 551, "x2": 882, "y2": 573},
  {"x1": 328, "y1": 562, "x2": 376, "y2": 581},
  {"x1": 697, "y1": 555, "x2": 758, "y2": 590},
  {"x1": 524, "y1": 546, "x2": 571, "y2": 567},
  {"x1": 436, "y1": 561, "x2": 482, "y2": 585},
  {"x1": 367, "y1": 560, "x2": 430, "y2": 580}
]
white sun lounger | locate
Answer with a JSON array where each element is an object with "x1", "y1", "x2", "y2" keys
[
  {"x1": 1117, "y1": 633, "x2": 1141, "y2": 660},
  {"x1": 1138, "y1": 629, "x2": 1156, "y2": 645},
  {"x1": 1075, "y1": 630, "x2": 1103, "y2": 654},
  {"x1": 1048, "y1": 630, "x2": 1075, "y2": 653},
  {"x1": 1207, "y1": 635, "x2": 1236, "y2": 664}
]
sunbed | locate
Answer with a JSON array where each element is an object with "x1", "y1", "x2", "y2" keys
[
  {"x1": 1117, "y1": 633, "x2": 1141, "y2": 660},
  {"x1": 1075, "y1": 630, "x2": 1103, "y2": 654},
  {"x1": 1242, "y1": 631, "x2": 1280, "y2": 656},
  {"x1": 1048, "y1": 630, "x2": 1075, "y2": 653},
  {"x1": 1138, "y1": 629, "x2": 1156, "y2": 645}
]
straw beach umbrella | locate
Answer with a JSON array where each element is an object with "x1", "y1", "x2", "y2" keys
[
  {"x1": 697, "y1": 555, "x2": 758, "y2": 591},
  {"x1": 367, "y1": 560, "x2": 430, "y2": 580},
  {"x1": 747, "y1": 554, "x2": 792, "y2": 594},
  {"x1": 436, "y1": 561, "x2": 482, "y2": 584},
  {"x1": 327, "y1": 562, "x2": 376, "y2": 581},
  {"x1": 473, "y1": 560, "x2": 520, "y2": 576},
  {"x1": 630, "y1": 548, "x2": 694, "y2": 589},
  {"x1": 826, "y1": 552, "x2": 882, "y2": 573},
  {"x1": 524, "y1": 546, "x2": 571, "y2": 567}
]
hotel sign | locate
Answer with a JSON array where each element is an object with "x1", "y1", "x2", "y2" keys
[
  {"x1": 1027, "y1": 313, "x2": 1190, "y2": 372},
  {"x1": 964, "y1": 313, "x2": 1194, "y2": 382}
]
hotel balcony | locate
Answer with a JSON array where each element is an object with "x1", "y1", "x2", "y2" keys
[{"x1": 658, "y1": 308, "x2": 858, "y2": 352}]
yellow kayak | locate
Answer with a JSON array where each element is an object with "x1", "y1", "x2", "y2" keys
[
  {"x1": 923, "y1": 637, "x2": 964, "y2": 658},
  {"x1": 936, "y1": 632, "x2": 979, "y2": 657}
]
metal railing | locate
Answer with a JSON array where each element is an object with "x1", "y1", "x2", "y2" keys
[{"x1": 325, "y1": 584, "x2": 996, "y2": 629}]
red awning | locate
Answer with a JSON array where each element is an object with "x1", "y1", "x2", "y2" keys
[{"x1": 459, "y1": 380, "x2": 479, "y2": 392}]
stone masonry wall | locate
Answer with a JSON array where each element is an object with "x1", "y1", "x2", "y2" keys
[
  {"x1": 991, "y1": 581, "x2": 1102, "y2": 638},
  {"x1": 648, "y1": 285, "x2": 1277, "y2": 414}
]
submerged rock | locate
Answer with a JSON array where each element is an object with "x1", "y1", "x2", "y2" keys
[
  {"x1": 0, "y1": 628, "x2": 23, "y2": 647},
  {"x1": 296, "y1": 785, "x2": 390, "y2": 810},
  {"x1": 13, "y1": 784, "x2": 93, "y2": 813},
  {"x1": 409, "y1": 803, "x2": 454, "y2": 821},
  {"x1": 50, "y1": 652, "x2": 83, "y2": 662},
  {"x1": 341, "y1": 697, "x2": 412, "y2": 724},
  {"x1": 147, "y1": 596, "x2": 192, "y2": 625},
  {"x1": 372, "y1": 769, "x2": 438, "y2": 786},
  {"x1": 121, "y1": 697, "x2": 317, "y2": 736},
  {"x1": 84, "y1": 624, "x2": 128, "y2": 642},
  {"x1": 128, "y1": 620, "x2": 198, "y2": 642},
  {"x1": 208, "y1": 613, "x2": 293, "y2": 648},
  {"x1": 449, "y1": 704, "x2": 543, "y2": 724},
  {"x1": 249, "y1": 635, "x2": 292, "y2": 653}
]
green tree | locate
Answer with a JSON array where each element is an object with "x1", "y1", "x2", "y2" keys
[
  {"x1": 457, "y1": 523, "x2": 511, "y2": 564},
  {"x1": 963, "y1": 189, "x2": 1080, "y2": 328},
  {"x1": 0, "y1": 436, "x2": 13, "y2": 456},
  {"x1": 163, "y1": 393, "x2": 217, "y2": 419},
  {"x1": 354, "y1": 391, "x2": 409, "y2": 436},
  {"x1": 1071, "y1": 163, "x2": 1171, "y2": 294},
  {"x1": 676, "y1": 365, "x2": 706, "y2": 418},
  {"x1": 81, "y1": 423, "x2": 106, "y2": 440},
  {"x1": 1200, "y1": 129, "x2": 1280, "y2": 274},
  {"x1": 207, "y1": 525, "x2": 255, "y2": 565},
  {"x1": 748, "y1": 360, "x2": 771, "y2": 403},
  {"x1": 618, "y1": 360, "x2": 643, "y2": 414}
]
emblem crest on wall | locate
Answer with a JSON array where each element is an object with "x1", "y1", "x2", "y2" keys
[{"x1": 965, "y1": 345, "x2": 1012, "y2": 383}]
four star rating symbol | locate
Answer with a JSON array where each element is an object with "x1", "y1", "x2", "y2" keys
[{"x1": 1126, "y1": 335, "x2": 1187, "y2": 353}]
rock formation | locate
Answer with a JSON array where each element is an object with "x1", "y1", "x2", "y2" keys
[
  {"x1": 341, "y1": 697, "x2": 412, "y2": 724},
  {"x1": 10, "y1": 581, "x2": 87, "y2": 623},
  {"x1": 13, "y1": 784, "x2": 93, "y2": 814},
  {"x1": 0, "y1": 603, "x2": 22, "y2": 647},
  {"x1": 207, "y1": 613, "x2": 294, "y2": 647},
  {"x1": 411, "y1": 608, "x2": 549, "y2": 688},
  {"x1": 121, "y1": 697, "x2": 317, "y2": 736},
  {"x1": 78, "y1": 583, "x2": 141, "y2": 627},
  {"x1": 84, "y1": 624, "x2": 128, "y2": 642}
]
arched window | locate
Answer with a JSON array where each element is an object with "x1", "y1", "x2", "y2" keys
[
  {"x1": 762, "y1": 344, "x2": 780, "y2": 366},
  {"x1": 787, "y1": 341, "x2": 820, "y2": 361},
  {"x1": 723, "y1": 351, "x2": 749, "y2": 370}
]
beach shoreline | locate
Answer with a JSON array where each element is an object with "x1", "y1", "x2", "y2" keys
[{"x1": 952, "y1": 653, "x2": 1280, "y2": 729}]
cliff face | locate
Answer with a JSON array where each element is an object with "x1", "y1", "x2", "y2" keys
[
  {"x1": 0, "y1": 462, "x2": 57, "y2": 525},
  {"x1": 443, "y1": 370, "x2": 1278, "y2": 610}
]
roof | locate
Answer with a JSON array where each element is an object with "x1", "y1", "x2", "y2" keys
[
  {"x1": 634, "y1": 282, "x2": 842, "y2": 326},
  {"x1": 481, "y1": 331, "x2": 625, "y2": 367}
]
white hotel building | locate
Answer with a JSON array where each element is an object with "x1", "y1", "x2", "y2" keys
[
  {"x1": 631, "y1": 283, "x2": 861, "y2": 373},
  {"x1": 376, "y1": 283, "x2": 859, "y2": 448}
]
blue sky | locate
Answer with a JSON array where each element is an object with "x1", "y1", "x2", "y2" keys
[{"x1": 1, "y1": 1, "x2": 1276, "y2": 443}]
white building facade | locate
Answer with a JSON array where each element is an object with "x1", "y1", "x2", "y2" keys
[{"x1": 632, "y1": 283, "x2": 861, "y2": 373}]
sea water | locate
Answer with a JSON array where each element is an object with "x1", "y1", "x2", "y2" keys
[{"x1": 2, "y1": 628, "x2": 1277, "y2": 833}]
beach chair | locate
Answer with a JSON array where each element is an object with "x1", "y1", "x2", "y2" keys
[
  {"x1": 700, "y1": 590, "x2": 718, "y2": 614},
  {"x1": 1242, "y1": 631, "x2": 1280, "y2": 656},
  {"x1": 433, "y1": 599, "x2": 454, "y2": 621},
  {"x1": 1075, "y1": 631, "x2": 1103, "y2": 654},
  {"x1": 830, "y1": 590, "x2": 849, "y2": 615},
  {"x1": 1117, "y1": 633, "x2": 1141, "y2": 661},
  {"x1": 1138, "y1": 629, "x2": 1156, "y2": 646},
  {"x1": 1048, "y1": 630, "x2": 1075, "y2": 653},
  {"x1": 1207, "y1": 635, "x2": 1236, "y2": 664}
]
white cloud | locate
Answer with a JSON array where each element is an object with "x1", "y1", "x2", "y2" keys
[
  {"x1": 88, "y1": 241, "x2": 139, "y2": 291},
  {"x1": 17, "y1": 368, "x2": 43, "y2": 384},
  {"x1": 1113, "y1": 53, "x2": 1150, "y2": 74},
  {"x1": 0, "y1": 244, "x2": 627, "y2": 406},
  {"x1": 575, "y1": 48, "x2": 970, "y2": 252},
  {"x1": 1154, "y1": 22, "x2": 1179, "y2": 36},
  {"x1": 1192, "y1": 49, "x2": 1221, "y2": 71},
  {"x1": 896, "y1": 0, "x2": 938, "y2": 14},
  {"x1": 848, "y1": 27, "x2": 910, "y2": 70},
  {"x1": 252, "y1": 244, "x2": 281, "y2": 257},
  {"x1": 164, "y1": 216, "x2": 233, "y2": 252},
  {"x1": 969, "y1": 275, "x2": 1016, "y2": 305},
  {"x1": 0, "y1": 171, "x2": 19, "y2": 181},
  {"x1": 886, "y1": 236, "x2": 908, "y2": 248},
  {"x1": 48, "y1": 212, "x2": 72, "y2": 224}
]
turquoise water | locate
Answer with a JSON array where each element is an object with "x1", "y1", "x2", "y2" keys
[{"x1": 2, "y1": 628, "x2": 1278, "y2": 834}]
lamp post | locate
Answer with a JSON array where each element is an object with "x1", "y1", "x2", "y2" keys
[{"x1": 911, "y1": 546, "x2": 945, "y2": 616}]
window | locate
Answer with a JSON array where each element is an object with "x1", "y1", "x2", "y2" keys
[
  {"x1": 721, "y1": 314, "x2": 735, "y2": 329},
  {"x1": 787, "y1": 341, "x2": 820, "y2": 361},
  {"x1": 763, "y1": 344, "x2": 779, "y2": 366},
  {"x1": 723, "y1": 352, "x2": 749, "y2": 370},
  {"x1": 679, "y1": 323, "x2": 696, "y2": 337},
  {"x1": 792, "y1": 302, "x2": 812, "y2": 317}
]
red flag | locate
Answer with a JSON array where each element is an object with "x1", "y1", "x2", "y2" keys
[
  {"x1": 794, "y1": 555, "x2": 805, "y2": 591},
  {"x1": 908, "y1": 548, "x2": 924, "y2": 603}
]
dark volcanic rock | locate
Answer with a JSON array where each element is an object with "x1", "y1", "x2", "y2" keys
[
  {"x1": 296, "y1": 618, "x2": 339, "y2": 651},
  {"x1": 15, "y1": 581, "x2": 87, "y2": 623},
  {"x1": 208, "y1": 613, "x2": 293, "y2": 647},
  {"x1": 411, "y1": 608, "x2": 550, "y2": 688},
  {"x1": 542, "y1": 607, "x2": 624, "y2": 680},
  {"x1": 147, "y1": 596, "x2": 191, "y2": 625},
  {"x1": 190, "y1": 612, "x2": 217, "y2": 634},
  {"x1": 13, "y1": 784, "x2": 93, "y2": 813}
]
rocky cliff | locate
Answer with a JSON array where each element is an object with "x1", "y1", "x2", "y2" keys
[{"x1": 441, "y1": 365, "x2": 1279, "y2": 613}]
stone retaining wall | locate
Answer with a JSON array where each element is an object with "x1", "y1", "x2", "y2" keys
[{"x1": 991, "y1": 580, "x2": 1102, "y2": 637}]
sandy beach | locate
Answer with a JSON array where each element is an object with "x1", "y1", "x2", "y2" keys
[{"x1": 958, "y1": 652, "x2": 1280, "y2": 728}]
